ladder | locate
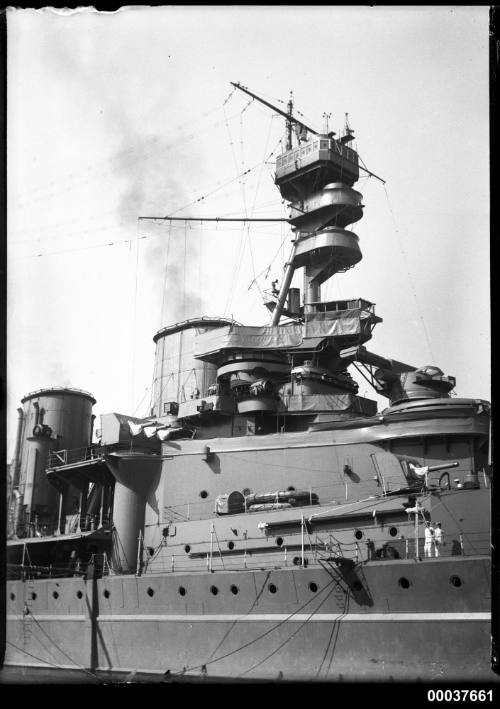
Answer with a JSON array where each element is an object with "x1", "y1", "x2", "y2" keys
[
  {"x1": 318, "y1": 545, "x2": 373, "y2": 607},
  {"x1": 23, "y1": 547, "x2": 35, "y2": 649}
]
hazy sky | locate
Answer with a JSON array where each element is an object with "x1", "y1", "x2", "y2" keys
[{"x1": 7, "y1": 6, "x2": 490, "y2": 459}]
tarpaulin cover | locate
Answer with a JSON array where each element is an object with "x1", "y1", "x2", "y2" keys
[
  {"x1": 195, "y1": 310, "x2": 366, "y2": 358},
  {"x1": 282, "y1": 393, "x2": 354, "y2": 412},
  {"x1": 303, "y1": 310, "x2": 364, "y2": 338},
  {"x1": 194, "y1": 325, "x2": 304, "y2": 356}
]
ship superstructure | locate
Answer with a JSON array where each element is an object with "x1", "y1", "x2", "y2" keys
[{"x1": 5, "y1": 83, "x2": 493, "y2": 682}]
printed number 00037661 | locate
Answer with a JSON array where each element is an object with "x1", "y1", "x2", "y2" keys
[{"x1": 427, "y1": 690, "x2": 493, "y2": 702}]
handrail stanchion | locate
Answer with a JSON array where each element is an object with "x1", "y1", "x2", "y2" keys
[{"x1": 301, "y1": 514, "x2": 305, "y2": 568}]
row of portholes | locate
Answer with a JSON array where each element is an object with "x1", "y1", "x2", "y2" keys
[
  {"x1": 354, "y1": 527, "x2": 399, "y2": 540},
  {"x1": 398, "y1": 575, "x2": 463, "y2": 589},
  {"x1": 9, "y1": 590, "x2": 84, "y2": 601},
  {"x1": 184, "y1": 540, "x2": 305, "y2": 554},
  {"x1": 8, "y1": 575, "x2": 462, "y2": 603},
  {"x1": 184, "y1": 541, "x2": 236, "y2": 554},
  {"x1": 145, "y1": 582, "x2": 319, "y2": 597},
  {"x1": 184, "y1": 531, "x2": 399, "y2": 551}
]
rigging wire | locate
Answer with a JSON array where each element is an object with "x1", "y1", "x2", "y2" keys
[
  {"x1": 228, "y1": 117, "x2": 283, "y2": 311},
  {"x1": 12, "y1": 208, "x2": 121, "y2": 243},
  {"x1": 7, "y1": 607, "x2": 106, "y2": 682},
  {"x1": 237, "y1": 582, "x2": 338, "y2": 678},
  {"x1": 383, "y1": 183, "x2": 436, "y2": 363},
  {"x1": 222, "y1": 86, "x2": 236, "y2": 106},
  {"x1": 12, "y1": 160, "x2": 270, "y2": 251},
  {"x1": 239, "y1": 106, "x2": 249, "y2": 216},
  {"x1": 5, "y1": 639, "x2": 104, "y2": 681},
  {"x1": 246, "y1": 116, "x2": 280, "y2": 302},
  {"x1": 166, "y1": 576, "x2": 337, "y2": 676},
  {"x1": 27, "y1": 611, "x2": 106, "y2": 682},
  {"x1": 133, "y1": 384, "x2": 152, "y2": 418},
  {"x1": 13, "y1": 609, "x2": 66, "y2": 665},
  {"x1": 247, "y1": 231, "x2": 289, "y2": 290},
  {"x1": 183, "y1": 222, "x2": 187, "y2": 320},
  {"x1": 164, "y1": 162, "x2": 261, "y2": 219},
  {"x1": 223, "y1": 228, "x2": 247, "y2": 317},
  {"x1": 150, "y1": 372, "x2": 175, "y2": 416},
  {"x1": 12, "y1": 134, "x2": 286, "y2": 260},
  {"x1": 198, "y1": 218, "x2": 204, "y2": 319},
  {"x1": 222, "y1": 99, "x2": 249, "y2": 317},
  {"x1": 11, "y1": 104, "x2": 241, "y2": 212},
  {"x1": 10, "y1": 222, "x2": 285, "y2": 261},
  {"x1": 159, "y1": 221, "x2": 173, "y2": 327},
  {"x1": 227, "y1": 102, "x2": 255, "y2": 308},
  {"x1": 131, "y1": 236, "x2": 140, "y2": 412},
  {"x1": 204, "y1": 570, "x2": 273, "y2": 662},
  {"x1": 224, "y1": 100, "x2": 245, "y2": 197}
]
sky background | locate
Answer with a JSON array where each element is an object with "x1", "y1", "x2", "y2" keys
[{"x1": 7, "y1": 6, "x2": 490, "y2": 459}]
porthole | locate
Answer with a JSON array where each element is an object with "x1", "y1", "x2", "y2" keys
[
  {"x1": 389, "y1": 527, "x2": 398, "y2": 537},
  {"x1": 292, "y1": 556, "x2": 308, "y2": 567},
  {"x1": 147, "y1": 587, "x2": 155, "y2": 597},
  {"x1": 309, "y1": 582, "x2": 318, "y2": 593},
  {"x1": 103, "y1": 589, "x2": 110, "y2": 599},
  {"x1": 52, "y1": 591, "x2": 59, "y2": 600},
  {"x1": 398, "y1": 577, "x2": 411, "y2": 589},
  {"x1": 227, "y1": 541, "x2": 235, "y2": 550},
  {"x1": 10, "y1": 593, "x2": 15, "y2": 601},
  {"x1": 31, "y1": 592, "x2": 37, "y2": 600},
  {"x1": 276, "y1": 536, "x2": 284, "y2": 547},
  {"x1": 76, "y1": 590, "x2": 83, "y2": 599},
  {"x1": 354, "y1": 529, "x2": 363, "y2": 540},
  {"x1": 450, "y1": 575, "x2": 463, "y2": 588},
  {"x1": 268, "y1": 583, "x2": 277, "y2": 594},
  {"x1": 178, "y1": 586, "x2": 186, "y2": 596},
  {"x1": 184, "y1": 545, "x2": 191, "y2": 554},
  {"x1": 230, "y1": 585, "x2": 239, "y2": 595},
  {"x1": 199, "y1": 490, "x2": 208, "y2": 499},
  {"x1": 210, "y1": 585, "x2": 218, "y2": 596}
]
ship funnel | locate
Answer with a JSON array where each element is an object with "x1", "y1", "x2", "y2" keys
[
  {"x1": 11, "y1": 407, "x2": 24, "y2": 487},
  {"x1": 105, "y1": 452, "x2": 162, "y2": 573},
  {"x1": 151, "y1": 318, "x2": 237, "y2": 419}
]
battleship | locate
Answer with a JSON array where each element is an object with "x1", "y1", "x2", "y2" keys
[{"x1": 5, "y1": 82, "x2": 494, "y2": 682}]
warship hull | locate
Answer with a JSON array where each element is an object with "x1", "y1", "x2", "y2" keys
[
  {"x1": 5, "y1": 555, "x2": 492, "y2": 681},
  {"x1": 6, "y1": 81, "x2": 492, "y2": 683},
  {"x1": 6, "y1": 406, "x2": 493, "y2": 681}
]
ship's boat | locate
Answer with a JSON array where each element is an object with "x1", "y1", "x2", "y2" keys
[
  {"x1": 5, "y1": 82, "x2": 493, "y2": 683},
  {"x1": 244, "y1": 490, "x2": 319, "y2": 507}
]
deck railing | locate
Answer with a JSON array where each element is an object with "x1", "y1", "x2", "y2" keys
[{"x1": 47, "y1": 445, "x2": 101, "y2": 469}]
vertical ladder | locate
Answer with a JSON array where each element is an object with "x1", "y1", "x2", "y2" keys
[{"x1": 23, "y1": 577, "x2": 35, "y2": 650}]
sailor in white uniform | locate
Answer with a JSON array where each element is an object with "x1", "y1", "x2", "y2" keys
[
  {"x1": 424, "y1": 521, "x2": 434, "y2": 558},
  {"x1": 434, "y1": 522, "x2": 444, "y2": 556}
]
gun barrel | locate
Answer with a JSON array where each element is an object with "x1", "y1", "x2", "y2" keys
[{"x1": 427, "y1": 461, "x2": 460, "y2": 473}]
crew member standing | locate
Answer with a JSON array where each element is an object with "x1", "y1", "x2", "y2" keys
[
  {"x1": 424, "y1": 521, "x2": 434, "y2": 558},
  {"x1": 434, "y1": 522, "x2": 444, "y2": 557}
]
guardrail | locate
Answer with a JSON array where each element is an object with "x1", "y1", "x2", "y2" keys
[
  {"x1": 47, "y1": 446, "x2": 101, "y2": 468},
  {"x1": 7, "y1": 552, "x2": 113, "y2": 581}
]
